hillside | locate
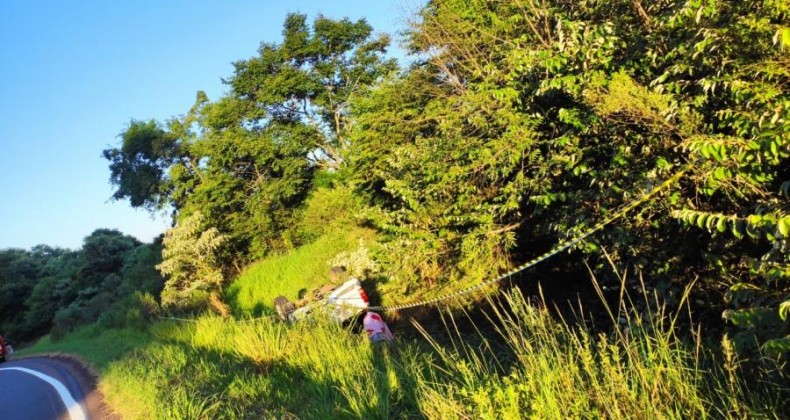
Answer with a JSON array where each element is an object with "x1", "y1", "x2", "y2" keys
[
  {"x1": 19, "y1": 230, "x2": 786, "y2": 418},
  {"x1": 5, "y1": 0, "x2": 789, "y2": 417}
]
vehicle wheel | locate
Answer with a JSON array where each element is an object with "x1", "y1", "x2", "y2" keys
[{"x1": 274, "y1": 296, "x2": 295, "y2": 321}]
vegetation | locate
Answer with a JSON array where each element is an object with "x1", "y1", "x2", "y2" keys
[
  {"x1": 19, "y1": 284, "x2": 786, "y2": 418},
  {"x1": 0, "y1": 231, "x2": 163, "y2": 342},
  {"x1": 349, "y1": 0, "x2": 789, "y2": 355},
  {"x1": 157, "y1": 211, "x2": 228, "y2": 315},
  {"x1": 103, "y1": 13, "x2": 396, "y2": 267},
  {"x1": 226, "y1": 226, "x2": 375, "y2": 317},
  {"x1": 100, "y1": 1, "x2": 790, "y2": 354},
  {"x1": 3, "y1": 1, "x2": 789, "y2": 418}
]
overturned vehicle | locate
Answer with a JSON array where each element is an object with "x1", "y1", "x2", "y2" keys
[{"x1": 273, "y1": 267, "x2": 370, "y2": 324}]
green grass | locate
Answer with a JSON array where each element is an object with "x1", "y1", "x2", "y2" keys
[
  {"x1": 20, "y1": 289, "x2": 787, "y2": 419},
  {"x1": 16, "y1": 326, "x2": 152, "y2": 369},
  {"x1": 226, "y1": 227, "x2": 377, "y2": 316},
  {"x1": 18, "y1": 235, "x2": 787, "y2": 419},
  {"x1": 414, "y1": 293, "x2": 714, "y2": 419}
]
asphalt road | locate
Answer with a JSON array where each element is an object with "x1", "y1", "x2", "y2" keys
[{"x1": 0, "y1": 357, "x2": 90, "y2": 420}]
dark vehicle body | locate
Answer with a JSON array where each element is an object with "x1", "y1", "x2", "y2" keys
[{"x1": 0, "y1": 335, "x2": 7, "y2": 362}]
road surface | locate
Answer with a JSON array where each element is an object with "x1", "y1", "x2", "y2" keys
[{"x1": 0, "y1": 356, "x2": 99, "y2": 420}]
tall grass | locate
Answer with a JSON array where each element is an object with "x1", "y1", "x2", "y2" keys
[
  {"x1": 413, "y1": 292, "x2": 712, "y2": 418},
  {"x1": 22, "y1": 289, "x2": 785, "y2": 419},
  {"x1": 410, "y1": 266, "x2": 786, "y2": 419},
  {"x1": 81, "y1": 316, "x2": 420, "y2": 418},
  {"x1": 20, "y1": 241, "x2": 786, "y2": 418}
]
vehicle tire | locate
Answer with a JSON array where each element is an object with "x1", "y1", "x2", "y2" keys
[
  {"x1": 0, "y1": 356, "x2": 5, "y2": 363},
  {"x1": 274, "y1": 296, "x2": 295, "y2": 321}
]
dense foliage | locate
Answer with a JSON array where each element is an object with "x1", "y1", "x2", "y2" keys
[
  {"x1": 349, "y1": 0, "x2": 789, "y2": 354},
  {"x1": 103, "y1": 13, "x2": 396, "y2": 268},
  {"x1": 6, "y1": 0, "x2": 786, "y2": 361},
  {"x1": 0, "y1": 230, "x2": 164, "y2": 342}
]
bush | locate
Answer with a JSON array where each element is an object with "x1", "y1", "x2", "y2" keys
[
  {"x1": 297, "y1": 185, "x2": 362, "y2": 242},
  {"x1": 121, "y1": 242, "x2": 165, "y2": 298},
  {"x1": 99, "y1": 292, "x2": 161, "y2": 330},
  {"x1": 329, "y1": 241, "x2": 377, "y2": 280},
  {"x1": 157, "y1": 211, "x2": 227, "y2": 313},
  {"x1": 51, "y1": 303, "x2": 91, "y2": 341}
]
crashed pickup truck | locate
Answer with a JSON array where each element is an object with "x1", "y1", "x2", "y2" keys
[{"x1": 273, "y1": 273, "x2": 370, "y2": 324}]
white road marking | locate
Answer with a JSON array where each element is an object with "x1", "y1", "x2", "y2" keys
[{"x1": 0, "y1": 366, "x2": 87, "y2": 420}]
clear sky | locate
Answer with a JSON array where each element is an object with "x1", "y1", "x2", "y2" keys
[{"x1": 0, "y1": 0, "x2": 419, "y2": 250}]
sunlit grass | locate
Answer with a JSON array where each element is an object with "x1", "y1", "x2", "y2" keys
[
  {"x1": 413, "y1": 292, "x2": 712, "y2": 419},
  {"x1": 21, "y1": 286, "x2": 786, "y2": 419},
  {"x1": 409, "y1": 264, "x2": 787, "y2": 419},
  {"x1": 19, "y1": 244, "x2": 786, "y2": 419},
  {"x1": 16, "y1": 326, "x2": 152, "y2": 369},
  {"x1": 225, "y1": 227, "x2": 376, "y2": 316}
]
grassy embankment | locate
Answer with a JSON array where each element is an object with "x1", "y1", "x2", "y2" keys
[
  {"x1": 21, "y1": 229, "x2": 787, "y2": 418},
  {"x1": 224, "y1": 227, "x2": 377, "y2": 316}
]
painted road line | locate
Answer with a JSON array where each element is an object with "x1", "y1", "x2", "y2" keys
[{"x1": 0, "y1": 367, "x2": 87, "y2": 420}]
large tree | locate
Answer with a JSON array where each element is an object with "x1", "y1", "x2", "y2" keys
[
  {"x1": 228, "y1": 13, "x2": 397, "y2": 169},
  {"x1": 104, "y1": 13, "x2": 397, "y2": 264}
]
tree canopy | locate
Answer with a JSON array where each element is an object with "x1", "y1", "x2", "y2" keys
[
  {"x1": 101, "y1": 3, "x2": 790, "y2": 354},
  {"x1": 102, "y1": 13, "x2": 397, "y2": 266}
]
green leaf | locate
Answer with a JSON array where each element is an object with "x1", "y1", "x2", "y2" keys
[
  {"x1": 762, "y1": 337, "x2": 790, "y2": 356},
  {"x1": 716, "y1": 217, "x2": 727, "y2": 233},
  {"x1": 778, "y1": 217, "x2": 789, "y2": 237},
  {"x1": 706, "y1": 214, "x2": 717, "y2": 231},
  {"x1": 732, "y1": 219, "x2": 745, "y2": 239},
  {"x1": 780, "y1": 301, "x2": 790, "y2": 322},
  {"x1": 782, "y1": 28, "x2": 790, "y2": 50}
]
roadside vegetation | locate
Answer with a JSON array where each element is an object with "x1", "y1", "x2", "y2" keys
[
  {"x1": 4, "y1": 0, "x2": 789, "y2": 417},
  {"x1": 21, "y1": 261, "x2": 786, "y2": 418},
  {"x1": 226, "y1": 226, "x2": 376, "y2": 317}
]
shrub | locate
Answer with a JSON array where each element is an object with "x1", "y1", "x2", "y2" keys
[
  {"x1": 51, "y1": 303, "x2": 91, "y2": 341},
  {"x1": 329, "y1": 241, "x2": 377, "y2": 280},
  {"x1": 297, "y1": 185, "x2": 362, "y2": 242},
  {"x1": 157, "y1": 211, "x2": 227, "y2": 314},
  {"x1": 99, "y1": 292, "x2": 161, "y2": 330}
]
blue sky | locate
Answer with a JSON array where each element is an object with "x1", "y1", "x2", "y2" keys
[{"x1": 0, "y1": 0, "x2": 419, "y2": 250}]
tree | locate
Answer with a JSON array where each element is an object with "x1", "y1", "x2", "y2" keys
[
  {"x1": 66, "y1": 229, "x2": 140, "y2": 301},
  {"x1": 120, "y1": 240, "x2": 165, "y2": 298},
  {"x1": 105, "y1": 13, "x2": 397, "y2": 266},
  {"x1": 23, "y1": 249, "x2": 81, "y2": 336},
  {"x1": 103, "y1": 120, "x2": 180, "y2": 210},
  {"x1": 0, "y1": 249, "x2": 40, "y2": 338},
  {"x1": 157, "y1": 212, "x2": 228, "y2": 314},
  {"x1": 45, "y1": 229, "x2": 141, "y2": 339},
  {"x1": 228, "y1": 13, "x2": 397, "y2": 169}
]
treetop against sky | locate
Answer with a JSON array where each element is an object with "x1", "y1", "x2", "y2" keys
[{"x1": 0, "y1": 0, "x2": 418, "y2": 249}]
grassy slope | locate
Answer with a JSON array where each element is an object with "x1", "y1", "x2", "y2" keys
[
  {"x1": 21, "y1": 296, "x2": 782, "y2": 419},
  {"x1": 19, "y1": 230, "x2": 786, "y2": 419},
  {"x1": 226, "y1": 227, "x2": 377, "y2": 316}
]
